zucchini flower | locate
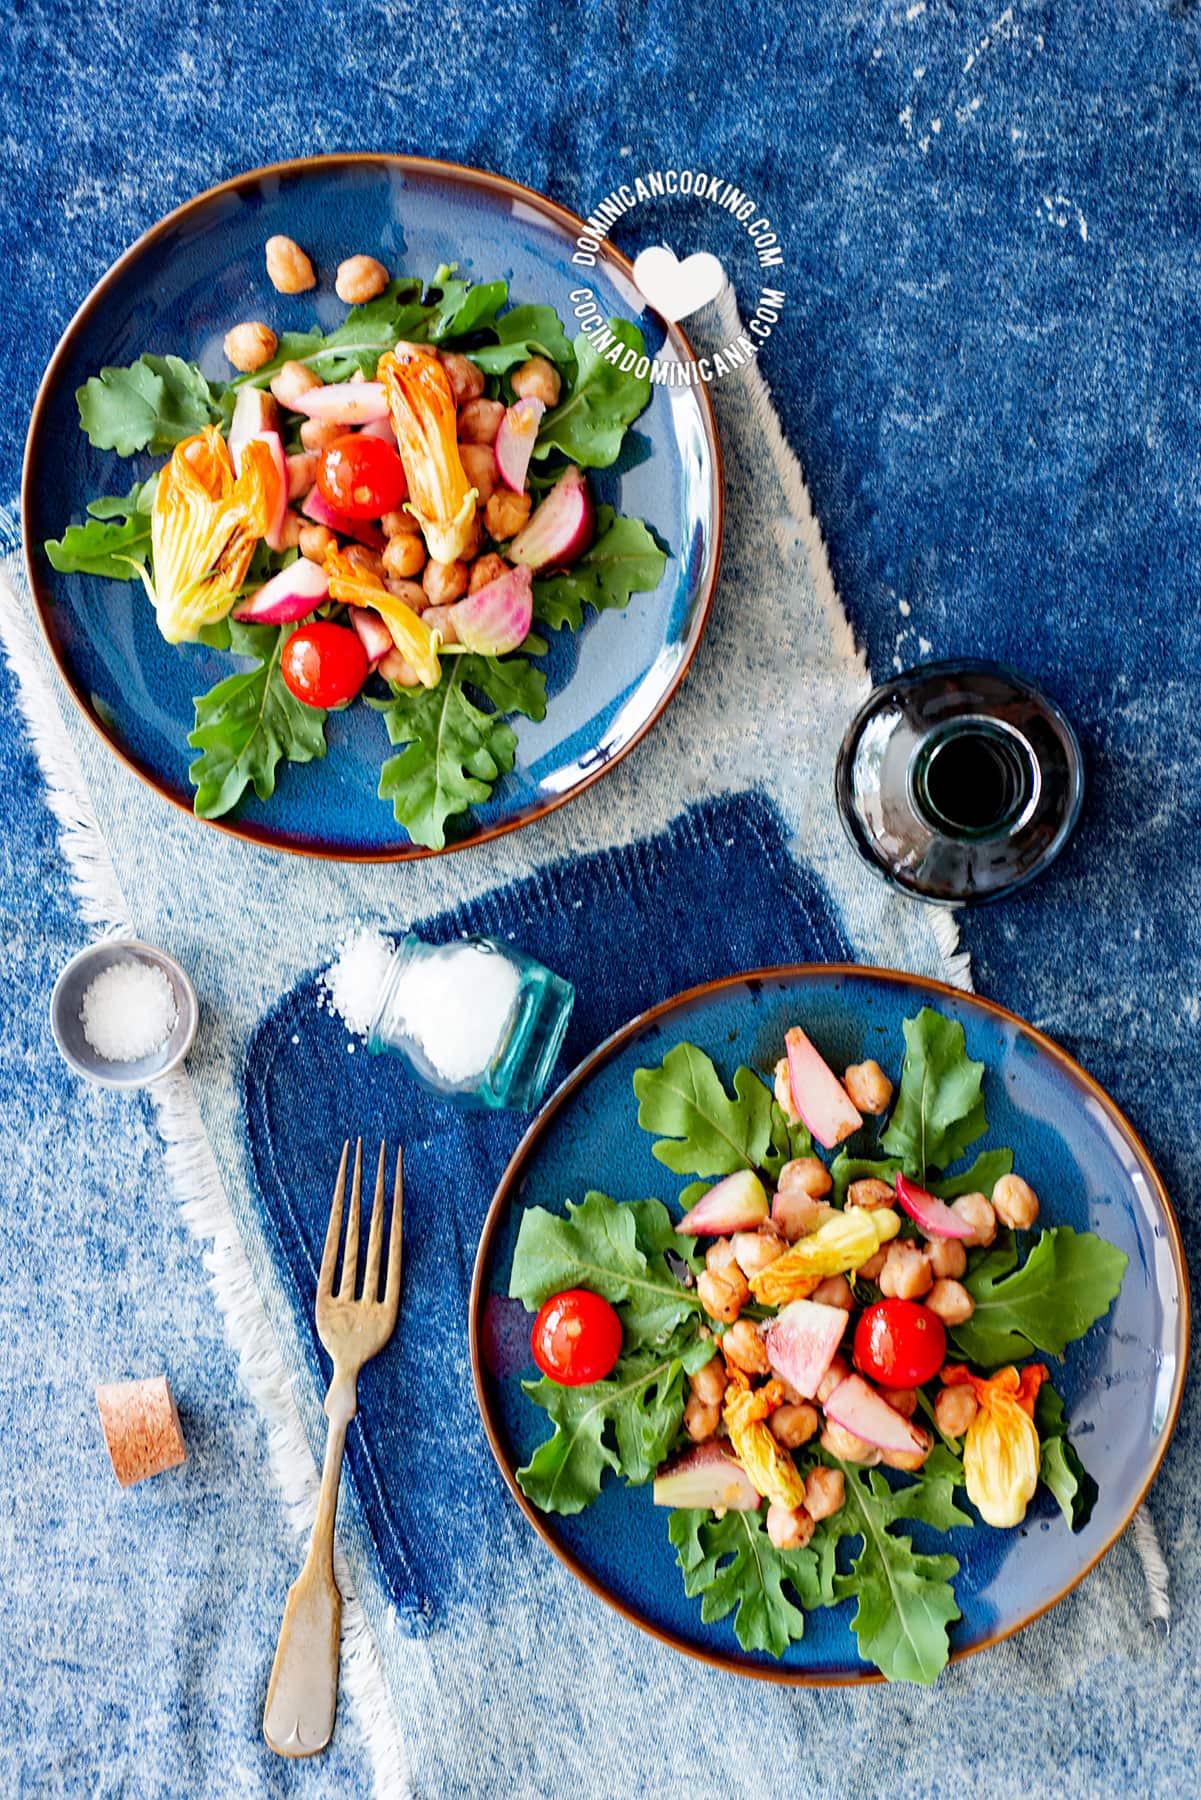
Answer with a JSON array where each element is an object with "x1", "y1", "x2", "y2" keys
[
  {"x1": 942, "y1": 1363, "x2": 1048, "y2": 1528},
  {"x1": 749, "y1": 1208, "x2": 900, "y2": 1307},
  {"x1": 378, "y1": 346, "x2": 478, "y2": 563},
  {"x1": 722, "y1": 1374, "x2": 808, "y2": 1510},
  {"x1": 139, "y1": 427, "x2": 273, "y2": 643},
  {"x1": 323, "y1": 549, "x2": 442, "y2": 690}
]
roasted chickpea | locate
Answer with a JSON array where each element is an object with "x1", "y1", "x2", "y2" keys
[
  {"x1": 949, "y1": 1192, "x2": 997, "y2": 1247},
  {"x1": 769, "y1": 1402, "x2": 820, "y2": 1449},
  {"x1": 265, "y1": 235, "x2": 316, "y2": 294},
  {"x1": 441, "y1": 350, "x2": 486, "y2": 405},
  {"x1": 927, "y1": 1237, "x2": 967, "y2": 1280},
  {"x1": 683, "y1": 1393, "x2": 721, "y2": 1442},
  {"x1": 381, "y1": 509, "x2": 421, "y2": 539},
  {"x1": 820, "y1": 1421, "x2": 881, "y2": 1466},
  {"x1": 772, "y1": 1190, "x2": 834, "y2": 1242},
  {"x1": 458, "y1": 397, "x2": 506, "y2": 445},
  {"x1": 778, "y1": 1157, "x2": 833, "y2": 1201},
  {"x1": 935, "y1": 1384, "x2": 979, "y2": 1438},
  {"x1": 511, "y1": 355, "x2": 562, "y2": 407},
  {"x1": 382, "y1": 533, "x2": 427, "y2": 579},
  {"x1": 484, "y1": 489, "x2": 532, "y2": 540},
  {"x1": 857, "y1": 1248, "x2": 888, "y2": 1282},
  {"x1": 223, "y1": 321, "x2": 278, "y2": 373},
  {"x1": 385, "y1": 577, "x2": 429, "y2": 611},
  {"x1": 925, "y1": 1278, "x2": 975, "y2": 1326},
  {"x1": 774, "y1": 1058, "x2": 801, "y2": 1123},
  {"x1": 766, "y1": 1502, "x2": 814, "y2": 1552},
  {"x1": 468, "y1": 552, "x2": 509, "y2": 594},
  {"x1": 804, "y1": 1465, "x2": 845, "y2": 1521},
  {"x1": 878, "y1": 1240, "x2": 933, "y2": 1300},
  {"x1": 277, "y1": 509, "x2": 304, "y2": 550},
  {"x1": 422, "y1": 559, "x2": 470, "y2": 607},
  {"x1": 722, "y1": 1319, "x2": 770, "y2": 1376},
  {"x1": 286, "y1": 451, "x2": 318, "y2": 501},
  {"x1": 270, "y1": 360, "x2": 322, "y2": 409},
  {"x1": 880, "y1": 1426, "x2": 933, "y2": 1473},
  {"x1": 731, "y1": 1226, "x2": 787, "y2": 1280},
  {"x1": 459, "y1": 442, "x2": 498, "y2": 504},
  {"x1": 690, "y1": 1355, "x2": 727, "y2": 1410},
  {"x1": 843, "y1": 1059, "x2": 894, "y2": 1115},
  {"x1": 992, "y1": 1173, "x2": 1040, "y2": 1231},
  {"x1": 378, "y1": 647, "x2": 419, "y2": 686},
  {"x1": 298, "y1": 524, "x2": 335, "y2": 562},
  {"x1": 421, "y1": 604, "x2": 458, "y2": 645},
  {"x1": 847, "y1": 1178, "x2": 895, "y2": 1212},
  {"x1": 345, "y1": 544, "x2": 384, "y2": 578},
  {"x1": 810, "y1": 1274, "x2": 854, "y2": 1312},
  {"x1": 335, "y1": 254, "x2": 389, "y2": 304},
  {"x1": 816, "y1": 1356, "x2": 849, "y2": 1405},
  {"x1": 882, "y1": 1387, "x2": 918, "y2": 1418},
  {"x1": 300, "y1": 417, "x2": 345, "y2": 452}
]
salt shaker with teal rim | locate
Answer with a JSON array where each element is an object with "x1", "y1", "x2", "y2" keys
[{"x1": 366, "y1": 935, "x2": 575, "y2": 1111}]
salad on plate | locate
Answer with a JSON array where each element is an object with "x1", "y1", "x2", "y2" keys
[
  {"x1": 505, "y1": 1006, "x2": 1128, "y2": 1683},
  {"x1": 45, "y1": 237, "x2": 667, "y2": 848}
]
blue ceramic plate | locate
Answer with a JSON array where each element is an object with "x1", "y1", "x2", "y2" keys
[
  {"x1": 471, "y1": 966, "x2": 1189, "y2": 1682},
  {"x1": 22, "y1": 156, "x2": 722, "y2": 860}
]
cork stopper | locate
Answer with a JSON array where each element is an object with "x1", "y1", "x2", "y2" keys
[{"x1": 95, "y1": 1376, "x2": 187, "y2": 1488}]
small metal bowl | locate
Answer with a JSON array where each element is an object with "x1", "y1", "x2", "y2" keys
[{"x1": 50, "y1": 939, "x2": 198, "y2": 1088}]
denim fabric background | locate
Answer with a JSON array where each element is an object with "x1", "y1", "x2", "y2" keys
[{"x1": 2, "y1": 1, "x2": 1199, "y2": 1794}]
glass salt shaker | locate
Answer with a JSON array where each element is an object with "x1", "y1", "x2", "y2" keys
[{"x1": 366, "y1": 934, "x2": 575, "y2": 1110}]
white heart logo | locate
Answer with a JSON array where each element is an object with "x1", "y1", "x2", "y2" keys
[{"x1": 632, "y1": 245, "x2": 726, "y2": 324}]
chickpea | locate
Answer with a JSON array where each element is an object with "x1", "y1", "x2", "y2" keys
[
  {"x1": 697, "y1": 1266, "x2": 749, "y2": 1325},
  {"x1": 684, "y1": 1393, "x2": 722, "y2": 1442},
  {"x1": 422, "y1": 559, "x2": 470, "y2": 607},
  {"x1": 286, "y1": 451, "x2": 318, "y2": 501},
  {"x1": 810, "y1": 1274, "x2": 853, "y2": 1312},
  {"x1": 927, "y1": 1236, "x2": 967, "y2": 1280},
  {"x1": 277, "y1": 509, "x2": 304, "y2": 550},
  {"x1": 769, "y1": 1402, "x2": 819, "y2": 1449},
  {"x1": 441, "y1": 350, "x2": 486, "y2": 406},
  {"x1": 804, "y1": 1465, "x2": 845, "y2": 1521},
  {"x1": 731, "y1": 1226, "x2": 786, "y2": 1280},
  {"x1": 857, "y1": 1248, "x2": 888, "y2": 1282},
  {"x1": 223, "y1": 321, "x2": 278, "y2": 373},
  {"x1": 766, "y1": 1501, "x2": 814, "y2": 1552},
  {"x1": 484, "y1": 488, "x2": 532, "y2": 541},
  {"x1": 706, "y1": 1239, "x2": 742, "y2": 1278},
  {"x1": 345, "y1": 544, "x2": 384, "y2": 578},
  {"x1": 459, "y1": 442, "x2": 498, "y2": 504},
  {"x1": 382, "y1": 533, "x2": 427, "y2": 579},
  {"x1": 772, "y1": 1190, "x2": 833, "y2": 1242},
  {"x1": 457, "y1": 509, "x2": 484, "y2": 565},
  {"x1": 298, "y1": 524, "x2": 335, "y2": 562},
  {"x1": 925, "y1": 1278, "x2": 975, "y2": 1326},
  {"x1": 511, "y1": 355, "x2": 562, "y2": 408},
  {"x1": 381, "y1": 509, "x2": 421, "y2": 539},
  {"x1": 270, "y1": 360, "x2": 322, "y2": 409},
  {"x1": 458, "y1": 397, "x2": 506, "y2": 445},
  {"x1": 878, "y1": 1241, "x2": 933, "y2": 1300},
  {"x1": 882, "y1": 1387, "x2": 918, "y2": 1418},
  {"x1": 300, "y1": 417, "x2": 345, "y2": 452},
  {"x1": 778, "y1": 1156, "x2": 833, "y2": 1201},
  {"x1": 949, "y1": 1192, "x2": 997, "y2": 1247},
  {"x1": 774, "y1": 1058, "x2": 801, "y2": 1123},
  {"x1": 422, "y1": 604, "x2": 458, "y2": 645},
  {"x1": 820, "y1": 1422, "x2": 880, "y2": 1466},
  {"x1": 880, "y1": 1426, "x2": 933, "y2": 1473},
  {"x1": 847, "y1": 1178, "x2": 896, "y2": 1212},
  {"x1": 385, "y1": 578, "x2": 429, "y2": 611},
  {"x1": 469, "y1": 552, "x2": 509, "y2": 594},
  {"x1": 816, "y1": 1356, "x2": 849, "y2": 1405},
  {"x1": 378, "y1": 647, "x2": 419, "y2": 686},
  {"x1": 722, "y1": 1319, "x2": 770, "y2": 1376},
  {"x1": 335, "y1": 254, "x2": 389, "y2": 304},
  {"x1": 265, "y1": 235, "x2": 317, "y2": 294},
  {"x1": 690, "y1": 1355, "x2": 727, "y2": 1410},
  {"x1": 935, "y1": 1384, "x2": 979, "y2": 1439},
  {"x1": 843, "y1": 1059, "x2": 894, "y2": 1115},
  {"x1": 993, "y1": 1173, "x2": 1040, "y2": 1231}
]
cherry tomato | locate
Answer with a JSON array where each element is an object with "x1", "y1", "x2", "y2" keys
[
  {"x1": 280, "y1": 622, "x2": 369, "y2": 709},
  {"x1": 853, "y1": 1298, "x2": 947, "y2": 1389},
  {"x1": 531, "y1": 1289, "x2": 623, "y2": 1387},
  {"x1": 316, "y1": 432, "x2": 407, "y2": 518}
]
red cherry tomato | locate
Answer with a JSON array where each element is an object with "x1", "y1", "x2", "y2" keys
[
  {"x1": 280, "y1": 622, "x2": 368, "y2": 709},
  {"x1": 316, "y1": 432, "x2": 407, "y2": 518},
  {"x1": 853, "y1": 1298, "x2": 946, "y2": 1389},
  {"x1": 531, "y1": 1289, "x2": 623, "y2": 1387}
]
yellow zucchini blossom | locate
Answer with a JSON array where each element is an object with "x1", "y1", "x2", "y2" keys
[
  {"x1": 139, "y1": 427, "x2": 274, "y2": 643},
  {"x1": 942, "y1": 1363, "x2": 1048, "y2": 1528},
  {"x1": 378, "y1": 346, "x2": 478, "y2": 564},
  {"x1": 722, "y1": 1374, "x2": 808, "y2": 1509},
  {"x1": 749, "y1": 1208, "x2": 901, "y2": 1307},
  {"x1": 323, "y1": 548, "x2": 442, "y2": 690}
]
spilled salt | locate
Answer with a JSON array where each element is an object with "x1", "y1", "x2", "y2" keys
[
  {"x1": 321, "y1": 927, "x2": 395, "y2": 1037},
  {"x1": 80, "y1": 958, "x2": 177, "y2": 1062},
  {"x1": 386, "y1": 944, "x2": 520, "y2": 1082}
]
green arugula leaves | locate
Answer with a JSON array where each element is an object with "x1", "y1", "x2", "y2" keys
[
  {"x1": 633, "y1": 1043, "x2": 776, "y2": 1177},
  {"x1": 466, "y1": 303, "x2": 575, "y2": 376},
  {"x1": 881, "y1": 1008, "x2": 987, "y2": 1177},
  {"x1": 77, "y1": 355, "x2": 222, "y2": 456},
  {"x1": 1035, "y1": 1381, "x2": 1099, "y2": 1531},
  {"x1": 187, "y1": 621, "x2": 327, "y2": 818},
  {"x1": 952, "y1": 1226, "x2": 1129, "y2": 1366},
  {"x1": 533, "y1": 321, "x2": 653, "y2": 467},
  {"x1": 669, "y1": 1506, "x2": 822, "y2": 1656},
  {"x1": 44, "y1": 480, "x2": 157, "y2": 578},
  {"x1": 532, "y1": 507, "x2": 667, "y2": 630}
]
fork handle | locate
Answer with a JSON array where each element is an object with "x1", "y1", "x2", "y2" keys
[{"x1": 263, "y1": 1413, "x2": 349, "y2": 1757}]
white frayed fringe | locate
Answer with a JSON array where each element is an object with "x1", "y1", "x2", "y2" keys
[
  {"x1": 1130, "y1": 1499, "x2": 1171, "y2": 1628},
  {"x1": 0, "y1": 552, "x2": 411, "y2": 1796}
]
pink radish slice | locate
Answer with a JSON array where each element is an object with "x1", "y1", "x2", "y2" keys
[
  {"x1": 445, "y1": 566, "x2": 533, "y2": 655},
  {"x1": 784, "y1": 1027, "x2": 863, "y2": 1150},
  {"x1": 894, "y1": 1171, "x2": 976, "y2": 1241},
  {"x1": 494, "y1": 397, "x2": 545, "y2": 492},
  {"x1": 292, "y1": 380, "x2": 389, "y2": 425},
  {"x1": 358, "y1": 415, "x2": 398, "y2": 444},
  {"x1": 824, "y1": 1374, "x2": 929, "y2": 1455},
  {"x1": 227, "y1": 387, "x2": 279, "y2": 467},
  {"x1": 763, "y1": 1299, "x2": 849, "y2": 1399},
  {"x1": 349, "y1": 606, "x2": 394, "y2": 668},
  {"x1": 300, "y1": 489, "x2": 386, "y2": 549},
  {"x1": 507, "y1": 465, "x2": 594, "y2": 569},
  {"x1": 676, "y1": 1169, "x2": 769, "y2": 1236},
  {"x1": 231, "y1": 559, "x2": 328, "y2": 624},
  {"x1": 652, "y1": 1441, "x2": 760, "y2": 1511}
]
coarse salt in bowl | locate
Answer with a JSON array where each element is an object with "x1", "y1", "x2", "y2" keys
[{"x1": 50, "y1": 939, "x2": 198, "y2": 1088}]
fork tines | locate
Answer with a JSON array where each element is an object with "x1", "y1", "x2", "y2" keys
[{"x1": 319, "y1": 1139, "x2": 403, "y2": 1313}]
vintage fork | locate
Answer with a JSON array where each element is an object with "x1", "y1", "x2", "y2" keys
[{"x1": 263, "y1": 1139, "x2": 403, "y2": 1758}]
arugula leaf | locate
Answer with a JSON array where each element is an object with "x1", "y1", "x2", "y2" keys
[
  {"x1": 532, "y1": 507, "x2": 667, "y2": 630},
  {"x1": 824, "y1": 1452, "x2": 968, "y2": 1684},
  {"x1": 228, "y1": 282, "x2": 430, "y2": 393},
  {"x1": 951, "y1": 1226, "x2": 1128, "y2": 1366},
  {"x1": 829, "y1": 1146, "x2": 1013, "y2": 1209},
  {"x1": 77, "y1": 355, "x2": 222, "y2": 455},
  {"x1": 44, "y1": 480, "x2": 156, "y2": 578},
  {"x1": 466, "y1": 303, "x2": 575, "y2": 375},
  {"x1": 426, "y1": 277, "x2": 508, "y2": 341},
  {"x1": 533, "y1": 320, "x2": 653, "y2": 467},
  {"x1": 881, "y1": 1008, "x2": 987, "y2": 1177},
  {"x1": 187, "y1": 621, "x2": 327, "y2": 818},
  {"x1": 669, "y1": 1507, "x2": 822, "y2": 1656},
  {"x1": 763, "y1": 1101, "x2": 815, "y2": 1182},
  {"x1": 374, "y1": 652, "x2": 546, "y2": 849},
  {"x1": 830, "y1": 1153, "x2": 903, "y2": 1208},
  {"x1": 1035, "y1": 1381, "x2": 1098, "y2": 1531},
  {"x1": 633, "y1": 1044, "x2": 774, "y2": 1178}
]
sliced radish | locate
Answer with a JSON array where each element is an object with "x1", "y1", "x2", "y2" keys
[
  {"x1": 784, "y1": 1027, "x2": 863, "y2": 1150},
  {"x1": 231, "y1": 559, "x2": 328, "y2": 624},
  {"x1": 227, "y1": 387, "x2": 279, "y2": 467},
  {"x1": 763, "y1": 1299, "x2": 849, "y2": 1399},
  {"x1": 292, "y1": 380, "x2": 389, "y2": 425},
  {"x1": 349, "y1": 607, "x2": 395, "y2": 669},
  {"x1": 507, "y1": 465, "x2": 594, "y2": 568},
  {"x1": 301, "y1": 488, "x2": 385, "y2": 549},
  {"x1": 494, "y1": 397, "x2": 545, "y2": 493},
  {"x1": 445, "y1": 565, "x2": 533, "y2": 655},
  {"x1": 358, "y1": 415, "x2": 398, "y2": 445},
  {"x1": 676, "y1": 1170, "x2": 769, "y2": 1237},
  {"x1": 823, "y1": 1373, "x2": 929, "y2": 1455},
  {"x1": 894, "y1": 1171, "x2": 976, "y2": 1241},
  {"x1": 652, "y1": 1441, "x2": 760, "y2": 1512}
]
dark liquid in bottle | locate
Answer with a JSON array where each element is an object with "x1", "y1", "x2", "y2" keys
[{"x1": 923, "y1": 730, "x2": 1021, "y2": 835}]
